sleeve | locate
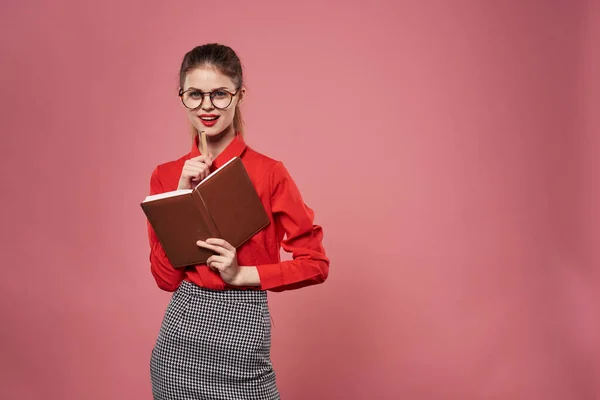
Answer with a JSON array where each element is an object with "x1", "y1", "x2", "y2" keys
[
  {"x1": 255, "y1": 161, "x2": 330, "y2": 291},
  {"x1": 147, "y1": 166, "x2": 186, "y2": 292}
]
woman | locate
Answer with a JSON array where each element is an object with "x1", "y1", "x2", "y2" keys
[{"x1": 146, "y1": 43, "x2": 329, "y2": 400}]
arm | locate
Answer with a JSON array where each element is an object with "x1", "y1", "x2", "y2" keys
[
  {"x1": 147, "y1": 166, "x2": 186, "y2": 292},
  {"x1": 255, "y1": 161, "x2": 330, "y2": 291}
]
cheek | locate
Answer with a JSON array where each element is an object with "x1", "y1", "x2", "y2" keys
[
  {"x1": 187, "y1": 111, "x2": 204, "y2": 130},
  {"x1": 187, "y1": 111, "x2": 198, "y2": 123},
  {"x1": 220, "y1": 109, "x2": 235, "y2": 124}
]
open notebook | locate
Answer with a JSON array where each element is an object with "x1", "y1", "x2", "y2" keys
[{"x1": 141, "y1": 157, "x2": 270, "y2": 268}]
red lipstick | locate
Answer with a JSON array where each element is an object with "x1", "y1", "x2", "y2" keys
[{"x1": 199, "y1": 114, "x2": 219, "y2": 127}]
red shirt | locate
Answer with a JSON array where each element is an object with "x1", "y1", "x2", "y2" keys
[{"x1": 146, "y1": 133, "x2": 329, "y2": 292}]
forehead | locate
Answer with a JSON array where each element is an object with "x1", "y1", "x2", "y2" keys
[{"x1": 183, "y1": 66, "x2": 236, "y2": 90}]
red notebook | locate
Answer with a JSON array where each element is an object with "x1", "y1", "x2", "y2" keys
[{"x1": 141, "y1": 157, "x2": 270, "y2": 268}]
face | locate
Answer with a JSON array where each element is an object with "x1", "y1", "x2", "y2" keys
[{"x1": 181, "y1": 67, "x2": 245, "y2": 138}]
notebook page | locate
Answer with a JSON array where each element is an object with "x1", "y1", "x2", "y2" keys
[{"x1": 143, "y1": 189, "x2": 192, "y2": 202}]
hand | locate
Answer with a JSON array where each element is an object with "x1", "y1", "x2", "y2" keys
[
  {"x1": 197, "y1": 238, "x2": 241, "y2": 285},
  {"x1": 178, "y1": 155, "x2": 213, "y2": 189}
]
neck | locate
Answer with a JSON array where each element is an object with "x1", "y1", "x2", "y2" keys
[{"x1": 199, "y1": 125, "x2": 236, "y2": 158}]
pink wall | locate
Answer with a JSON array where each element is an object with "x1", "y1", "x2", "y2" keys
[
  {"x1": 584, "y1": 0, "x2": 600, "y2": 278},
  {"x1": 1, "y1": 1, "x2": 597, "y2": 399},
  {"x1": 579, "y1": 0, "x2": 600, "y2": 392}
]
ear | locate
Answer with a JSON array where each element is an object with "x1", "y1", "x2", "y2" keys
[{"x1": 237, "y1": 86, "x2": 247, "y2": 106}]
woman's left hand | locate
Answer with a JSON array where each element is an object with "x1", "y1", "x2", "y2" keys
[{"x1": 196, "y1": 238, "x2": 240, "y2": 285}]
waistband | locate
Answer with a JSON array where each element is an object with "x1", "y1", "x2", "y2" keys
[{"x1": 178, "y1": 279, "x2": 268, "y2": 305}]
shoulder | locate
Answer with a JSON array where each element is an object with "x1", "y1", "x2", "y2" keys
[
  {"x1": 243, "y1": 146, "x2": 290, "y2": 180},
  {"x1": 242, "y1": 146, "x2": 298, "y2": 192}
]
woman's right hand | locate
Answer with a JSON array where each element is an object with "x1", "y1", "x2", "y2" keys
[{"x1": 177, "y1": 155, "x2": 213, "y2": 189}]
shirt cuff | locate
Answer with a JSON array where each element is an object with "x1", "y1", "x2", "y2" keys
[{"x1": 256, "y1": 263, "x2": 284, "y2": 290}]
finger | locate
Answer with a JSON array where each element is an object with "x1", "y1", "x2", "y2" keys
[
  {"x1": 183, "y1": 170, "x2": 204, "y2": 180},
  {"x1": 189, "y1": 155, "x2": 213, "y2": 167},
  {"x1": 205, "y1": 238, "x2": 236, "y2": 252},
  {"x1": 187, "y1": 159, "x2": 212, "y2": 167},
  {"x1": 207, "y1": 255, "x2": 229, "y2": 265},
  {"x1": 207, "y1": 263, "x2": 218, "y2": 272},
  {"x1": 186, "y1": 172, "x2": 210, "y2": 183},
  {"x1": 207, "y1": 260, "x2": 226, "y2": 271},
  {"x1": 197, "y1": 240, "x2": 234, "y2": 257},
  {"x1": 183, "y1": 166, "x2": 210, "y2": 180},
  {"x1": 197, "y1": 240, "x2": 224, "y2": 254},
  {"x1": 184, "y1": 163, "x2": 210, "y2": 174},
  {"x1": 189, "y1": 155, "x2": 210, "y2": 162},
  {"x1": 181, "y1": 166, "x2": 204, "y2": 176}
]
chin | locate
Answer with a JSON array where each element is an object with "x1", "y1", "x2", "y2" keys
[{"x1": 202, "y1": 124, "x2": 234, "y2": 138}]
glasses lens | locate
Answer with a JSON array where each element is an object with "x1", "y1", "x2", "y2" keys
[
  {"x1": 182, "y1": 90, "x2": 203, "y2": 109},
  {"x1": 211, "y1": 90, "x2": 233, "y2": 109}
]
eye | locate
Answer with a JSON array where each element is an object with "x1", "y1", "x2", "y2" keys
[
  {"x1": 212, "y1": 90, "x2": 228, "y2": 99},
  {"x1": 188, "y1": 91, "x2": 203, "y2": 99}
]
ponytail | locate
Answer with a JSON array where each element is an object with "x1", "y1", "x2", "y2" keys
[{"x1": 233, "y1": 105, "x2": 244, "y2": 137}]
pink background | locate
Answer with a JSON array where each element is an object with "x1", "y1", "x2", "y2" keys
[{"x1": 1, "y1": 1, "x2": 598, "y2": 399}]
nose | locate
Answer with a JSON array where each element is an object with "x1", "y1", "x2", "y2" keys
[{"x1": 200, "y1": 93, "x2": 214, "y2": 111}]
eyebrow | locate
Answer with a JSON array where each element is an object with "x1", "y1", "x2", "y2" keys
[{"x1": 186, "y1": 86, "x2": 231, "y2": 91}]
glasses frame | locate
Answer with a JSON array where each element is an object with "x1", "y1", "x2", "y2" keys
[{"x1": 178, "y1": 87, "x2": 241, "y2": 110}]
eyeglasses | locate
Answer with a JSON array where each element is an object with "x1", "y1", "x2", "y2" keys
[{"x1": 178, "y1": 87, "x2": 240, "y2": 110}]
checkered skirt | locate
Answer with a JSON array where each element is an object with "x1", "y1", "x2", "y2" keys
[{"x1": 150, "y1": 280, "x2": 280, "y2": 400}]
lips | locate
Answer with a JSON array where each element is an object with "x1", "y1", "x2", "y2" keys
[{"x1": 199, "y1": 114, "x2": 219, "y2": 127}]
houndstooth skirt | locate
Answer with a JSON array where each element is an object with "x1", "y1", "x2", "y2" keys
[{"x1": 150, "y1": 280, "x2": 280, "y2": 400}]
